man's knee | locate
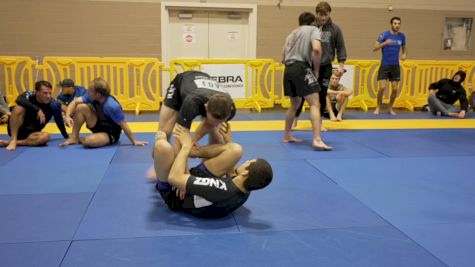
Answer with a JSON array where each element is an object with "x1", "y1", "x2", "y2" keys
[
  {"x1": 154, "y1": 138, "x2": 172, "y2": 156},
  {"x1": 30, "y1": 132, "x2": 50, "y2": 145},
  {"x1": 11, "y1": 105, "x2": 26, "y2": 116},
  {"x1": 225, "y1": 142, "x2": 243, "y2": 157},
  {"x1": 428, "y1": 94, "x2": 438, "y2": 103}
]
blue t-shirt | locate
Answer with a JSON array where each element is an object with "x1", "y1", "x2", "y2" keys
[
  {"x1": 57, "y1": 86, "x2": 87, "y2": 105},
  {"x1": 377, "y1": 31, "x2": 406, "y2": 66},
  {"x1": 82, "y1": 95, "x2": 125, "y2": 125}
]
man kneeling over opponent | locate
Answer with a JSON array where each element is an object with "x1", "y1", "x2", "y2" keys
[{"x1": 153, "y1": 124, "x2": 273, "y2": 218}]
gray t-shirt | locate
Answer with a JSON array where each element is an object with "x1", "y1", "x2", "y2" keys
[{"x1": 283, "y1": 25, "x2": 321, "y2": 67}]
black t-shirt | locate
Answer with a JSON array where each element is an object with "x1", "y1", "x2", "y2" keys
[
  {"x1": 15, "y1": 91, "x2": 68, "y2": 138},
  {"x1": 176, "y1": 71, "x2": 236, "y2": 129},
  {"x1": 183, "y1": 174, "x2": 250, "y2": 218},
  {"x1": 429, "y1": 79, "x2": 469, "y2": 111}
]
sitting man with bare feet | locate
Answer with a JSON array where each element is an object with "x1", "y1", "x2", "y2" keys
[
  {"x1": 153, "y1": 123, "x2": 273, "y2": 218},
  {"x1": 281, "y1": 12, "x2": 332, "y2": 150},
  {"x1": 60, "y1": 77, "x2": 148, "y2": 148},
  {"x1": 325, "y1": 73, "x2": 352, "y2": 121},
  {"x1": 427, "y1": 70, "x2": 469, "y2": 119},
  {"x1": 0, "y1": 81, "x2": 68, "y2": 151}
]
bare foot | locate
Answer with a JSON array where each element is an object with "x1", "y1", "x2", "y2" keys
[
  {"x1": 388, "y1": 109, "x2": 397, "y2": 115},
  {"x1": 282, "y1": 136, "x2": 303, "y2": 143},
  {"x1": 436, "y1": 111, "x2": 442, "y2": 116},
  {"x1": 373, "y1": 108, "x2": 380, "y2": 115},
  {"x1": 330, "y1": 116, "x2": 337, "y2": 122},
  {"x1": 321, "y1": 126, "x2": 328, "y2": 132},
  {"x1": 312, "y1": 139, "x2": 333, "y2": 151},
  {"x1": 59, "y1": 138, "x2": 80, "y2": 147},
  {"x1": 6, "y1": 140, "x2": 17, "y2": 151},
  {"x1": 145, "y1": 165, "x2": 157, "y2": 181},
  {"x1": 336, "y1": 115, "x2": 343, "y2": 121}
]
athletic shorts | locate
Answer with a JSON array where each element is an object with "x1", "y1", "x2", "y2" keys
[
  {"x1": 88, "y1": 119, "x2": 121, "y2": 144},
  {"x1": 377, "y1": 65, "x2": 401, "y2": 81},
  {"x1": 284, "y1": 61, "x2": 321, "y2": 97},
  {"x1": 156, "y1": 163, "x2": 217, "y2": 213},
  {"x1": 163, "y1": 73, "x2": 184, "y2": 111},
  {"x1": 7, "y1": 124, "x2": 38, "y2": 140}
]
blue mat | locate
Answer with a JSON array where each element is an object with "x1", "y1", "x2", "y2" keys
[
  {"x1": 0, "y1": 241, "x2": 70, "y2": 267},
  {"x1": 399, "y1": 222, "x2": 475, "y2": 267},
  {"x1": 351, "y1": 129, "x2": 475, "y2": 157},
  {"x1": 0, "y1": 139, "x2": 118, "y2": 195},
  {"x1": 74, "y1": 163, "x2": 239, "y2": 240},
  {"x1": 0, "y1": 193, "x2": 92, "y2": 243},
  {"x1": 308, "y1": 156, "x2": 475, "y2": 226},
  {"x1": 63, "y1": 226, "x2": 445, "y2": 267},
  {"x1": 234, "y1": 159, "x2": 388, "y2": 232}
]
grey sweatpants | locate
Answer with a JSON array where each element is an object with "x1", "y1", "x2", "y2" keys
[{"x1": 427, "y1": 95, "x2": 460, "y2": 116}]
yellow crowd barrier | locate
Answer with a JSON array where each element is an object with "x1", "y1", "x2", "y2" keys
[
  {"x1": 1, "y1": 56, "x2": 474, "y2": 114},
  {"x1": 279, "y1": 60, "x2": 475, "y2": 112}
]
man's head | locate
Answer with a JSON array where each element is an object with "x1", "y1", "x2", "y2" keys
[
  {"x1": 299, "y1": 12, "x2": 315, "y2": 26},
  {"x1": 87, "y1": 77, "x2": 110, "y2": 101},
  {"x1": 237, "y1": 158, "x2": 273, "y2": 191},
  {"x1": 452, "y1": 70, "x2": 466, "y2": 84},
  {"x1": 60, "y1": 79, "x2": 75, "y2": 96},
  {"x1": 329, "y1": 73, "x2": 341, "y2": 87},
  {"x1": 34, "y1": 80, "x2": 53, "y2": 104},
  {"x1": 390, "y1": 17, "x2": 401, "y2": 33},
  {"x1": 315, "y1": 1, "x2": 332, "y2": 26},
  {"x1": 205, "y1": 94, "x2": 233, "y2": 127}
]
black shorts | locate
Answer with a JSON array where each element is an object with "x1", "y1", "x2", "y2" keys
[
  {"x1": 377, "y1": 65, "x2": 401, "y2": 81},
  {"x1": 88, "y1": 120, "x2": 121, "y2": 144},
  {"x1": 284, "y1": 62, "x2": 321, "y2": 97},
  {"x1": 7, "y1": 123, "x2": 38, "y2": 140},
  {"x1": 163, "y1": 73, "x2": 184, "y2": 111}
]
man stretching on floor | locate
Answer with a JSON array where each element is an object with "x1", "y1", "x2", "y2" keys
[{"x1": 153, "y1": 123, "x2": 273, "y2": 218}]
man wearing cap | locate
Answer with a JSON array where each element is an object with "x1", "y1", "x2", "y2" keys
[{"x1": 57, "y1": 79, "x2": 87, "y2": 113}]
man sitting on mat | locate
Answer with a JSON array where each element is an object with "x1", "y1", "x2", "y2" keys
[
  {"x1": 0, "y1": 81, "x2": 68, "y2": 151},
  {"x1": 59, "y1": 77, "x2": 148, "y2": 148},
  {"x1": 427, "y1": 70, "x2": 469, "y2": 119},
  {"x1": 153, "y1": 123, "x2": 273, "y2": 218}
]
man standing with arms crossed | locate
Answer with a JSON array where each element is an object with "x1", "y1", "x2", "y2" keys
[{"x1": 373, "y1": 17, "x2": 407, "y2": 115}]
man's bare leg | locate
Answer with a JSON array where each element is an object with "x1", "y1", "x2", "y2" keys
[
  {"x1": 158, "y1": 105, "x2": 178, "y2": 140},
  {"x1": 5, "y1": 105, "x2": 26, "y2": 151},
  {"x1": 336, "y1": 97, "x2": 349, "y2": 121},
  {"x1": 1, "y1": 132, "x2": 50, "y2": 149},
  {"x1": 304, "y1": 93, "x2": 332, "y2": 151},
  {"x1": 60, "y1": 104, "x2": 97, "y2": 147},
  {"x1": 283, "y1": 96, "x2": 303, "y2": 143},
  {"x1": 153, "y1": 131, "x2": 175, "y2": 183},
  {"x1": 201, "y1": 142, "x2": 243, "y2": 177},
  {"x1": 388, "y1": 81, "x2": 399, "y2": 115},
  {"x1": 374, "y1": 80, "x2": 387, "y2": 115}
]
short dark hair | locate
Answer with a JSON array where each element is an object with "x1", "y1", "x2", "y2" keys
[
  {"x1": 60, "y1": 79, "x2": 75, "y2": 88},
  {"x1": 244, "y1": 158, "x2": 273, "y2": 191},
  {"x1": 299, "y1": 12, "x2": 315, "y2": 26},
  {"x1": 35, "y1": 80, "x2": 52, "y2": 91},
  {"x1": 315, "y1": 1, "x2": 332, "y2": 14},
  {"x1": 90, "y1": 77, "x2": 110, "y2": 96},
  {"x1": 390, "y1": 17, "x2": 401, "y2": 24},
  {"x1": 207, "y1": 94, "x2": 233, "y2": 120}
]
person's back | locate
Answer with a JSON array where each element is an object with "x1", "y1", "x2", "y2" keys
[{"x1": 284, "y1": 25, "x2": 321, "y2": 67}]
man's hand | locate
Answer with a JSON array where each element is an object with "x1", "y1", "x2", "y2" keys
[
  {"x1": 384, "y1": 39, "x2": 393, "y2": 46},
  {"x1": 336, "y1": 65, "x2": 345, "y2": 77},
  {"x1": 37, "y1": 110, "x2": 46, "y2": 124},
  {"x1": 64, "y1": 116, "x2": 74, "y2": 128},
  {"x1": 133, "y1": 140, "x2": 149, "y2": 146},
  {"x1": 219, "y1": 122, "x2": 232, "y2": 143}
]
